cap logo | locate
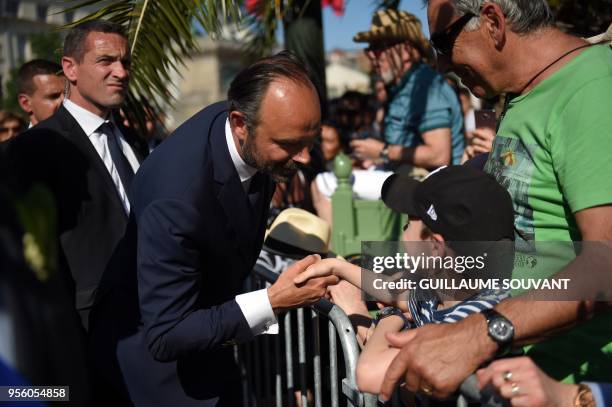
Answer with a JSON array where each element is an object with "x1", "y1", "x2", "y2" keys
[{"x1": 426, "y1": 204, "x2": 438, "y2": 221}]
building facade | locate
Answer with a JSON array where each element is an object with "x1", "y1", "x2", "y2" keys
[{"x1": 0, "y1": 0, "x2": 96, "y2": 98}]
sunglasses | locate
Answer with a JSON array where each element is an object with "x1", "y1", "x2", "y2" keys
[
  {"x1": 365, "y1": 40, "x2": 404, "y2": 56},
  {"x1": 0, "y1": 126, "x2": 21, "y2": 133},
  {"x1": 430, "y1": 13, "x2": 476, "y2": 56}
]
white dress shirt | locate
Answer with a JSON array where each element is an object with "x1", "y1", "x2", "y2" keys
[
  {"x1": 225, "y1": 119, "x2": 279, "y2": 335},
  {"x1": 63, "y1": 99, "x2": 140, "y2": 214}
]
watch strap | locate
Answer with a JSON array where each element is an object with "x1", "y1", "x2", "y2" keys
[
  {"x1": 373, "y1": 307, "x2": 411, "y2": 330},
  {"x1": 481, "y1": 308, "x2": 514, "y2": 357}
]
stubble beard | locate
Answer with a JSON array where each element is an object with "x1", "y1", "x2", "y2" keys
[{"x1": 242, "y1": 131, "x2": 298, "y2": 183}]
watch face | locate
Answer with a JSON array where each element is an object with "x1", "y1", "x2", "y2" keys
[
  {"x1": 379, "y1": 307, "x2": 397, "y2": 317},
  {"x1": 489, "y1": 317, "x2": 514, "y2": 343}
]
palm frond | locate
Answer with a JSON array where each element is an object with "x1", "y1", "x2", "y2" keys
[
  {"x1": 59, "y1": 0, "x2": 242, "y2": 137},
  {"x1": 240, "y1": 1, "x2": 281, "y2": 64}
]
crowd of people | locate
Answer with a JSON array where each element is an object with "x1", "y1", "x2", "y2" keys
[{"x1": 1, "y1": 0, "x2": 612, "y2": 406}]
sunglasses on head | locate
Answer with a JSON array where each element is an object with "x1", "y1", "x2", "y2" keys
[{"x1": 430, "y1": 12, "x2": 476, "y2": 56}]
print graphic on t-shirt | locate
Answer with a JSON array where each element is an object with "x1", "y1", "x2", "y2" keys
[{"x1": 485, "y1": 135, "x2": 537, "y2": 252}]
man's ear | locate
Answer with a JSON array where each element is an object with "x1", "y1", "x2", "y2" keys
[
  {"x1": 229, "y1": 110, "x2": 248, "y2": 146},
  {"x1": 430, "y1": 233, "x2": 447, "y2": 256},
  {"x1": 481, "y1": 2, "x2": 506, "y2": 48},
  {"x1": 61, "y1": 56, "x2": 78, "y2": 83},
  {"x1": 17, "y1": 93, "x2": 32, "y2": 115}
]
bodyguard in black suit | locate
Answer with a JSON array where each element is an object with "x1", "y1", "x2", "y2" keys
[
  {"x1": 4, "y1": 19, "x2": 148, "y2": 405},
  {"x1": 6, "y1": 21, "x2": 145, "y2": 330},
  {"x1": 108, "y1": 52, "x2": 339, "y2": 405},
  {"x1": 7, "y1": 106, "x2": 146, "y2": 328}
]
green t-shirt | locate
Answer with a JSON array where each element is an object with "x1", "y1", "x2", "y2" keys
[{"x1": 484, "y1": 44, "x2": 612, "y2": 383}]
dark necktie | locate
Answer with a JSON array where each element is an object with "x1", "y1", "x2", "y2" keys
[
  {"x1": 101, "y1": 121, "x2": 134, "y2": 192},
  {"x1": 248, "y1": 172, "x2": 265, "y2": 208}
]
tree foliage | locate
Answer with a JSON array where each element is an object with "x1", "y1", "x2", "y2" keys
[{"x1": 59, "y1": 0, "x2": 242, "y2": 136}]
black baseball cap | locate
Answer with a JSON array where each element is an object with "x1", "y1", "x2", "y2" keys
[{"x1": 381, "y1": 166, "x2": 515, "y2": 242}]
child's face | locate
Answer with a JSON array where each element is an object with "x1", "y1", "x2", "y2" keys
[
  {"x1": 402, "y1": 218, "x2": 426, "y2": 242},
  {"x1": 401, "y1": 218, "x2": 439, "y2": 258}
]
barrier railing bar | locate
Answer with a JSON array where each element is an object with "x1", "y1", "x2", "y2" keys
[
  {"x1": 264, "y1": 334, "x2": 272, "y2": 405},
  {"x1": 275, "y1": 334, "x2": 282, "y2": 407},
  {"x1": 328, "y1": 320, "x2": 339, "y2": 407},
  {"x1": 297, "y1": 308, "x2": 308, "y2": 407},
  {"x1": 312, "y1": 309, "x2": 322, "y2": 407},
  {"x1": 284, "y1": 312, "x2": 295, "y2": 407}
]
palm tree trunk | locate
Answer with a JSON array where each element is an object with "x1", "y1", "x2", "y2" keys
[{"x1": 283, "y1": 0, "x2": 328, "y2": 118}]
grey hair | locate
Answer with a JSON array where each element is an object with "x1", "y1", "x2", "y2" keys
[{"x1": 425, "y1": 0, "x2": 554, "y2": 34}]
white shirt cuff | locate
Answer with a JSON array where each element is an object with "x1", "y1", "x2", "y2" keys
[{"x1": 235, "y1": 288, "x2": 279, "y2": 335}]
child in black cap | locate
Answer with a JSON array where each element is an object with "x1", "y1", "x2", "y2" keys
[{"x1": 294, "y1": 165, "x2": 516, "y2": 395}]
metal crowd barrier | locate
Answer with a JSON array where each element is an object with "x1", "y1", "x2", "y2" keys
[
  {"x1": 238, "y1": 251, "x2": 485, "y2": 407},
  {"x1": 236, "y1": 255, "x2": 378, "y2": 407}
]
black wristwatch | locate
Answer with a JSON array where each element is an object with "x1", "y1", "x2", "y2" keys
[
  {"x1": 373, "y1": 306, "x2": 411, "y2": 330},
  {"x1": 379, "y1": 143, "x2": 390, "y2": 164},
  {"x1": 481, "y1": 308, "x2": 514, "y2": 356}
]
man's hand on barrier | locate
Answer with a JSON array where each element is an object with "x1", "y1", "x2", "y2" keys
[
  {"x1": 268, "y1": 254, "x2": 339, "y2": 313},
  {"x1": 379, "y1": 316, "x2": 497, "y2": 401}
]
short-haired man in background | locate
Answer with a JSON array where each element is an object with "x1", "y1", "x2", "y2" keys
[
  {"x1": 16, "y1": 59, "x2": 65, "y2": 127},
  {"x1": 7, "y1": 20, "x2": 147, "y2": 330}
]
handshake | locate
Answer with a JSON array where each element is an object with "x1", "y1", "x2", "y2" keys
[{"x1": 267, "y1": 255, "x2": 346, "y2": 313}]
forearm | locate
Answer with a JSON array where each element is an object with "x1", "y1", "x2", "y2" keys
[
  {"x1": 356, "y1": 317, "x2": 403, "y2": 394},
  {"x1": 460, "y1": 252, "x2": 608, "y2": 364},
  {"x1": 359, "y1": 271, "x2": 410, "y2": 305},
  {"x1": 499, "y1": 248, "x2": 610, "y2": 345},
  {"x1": 387, "y1": 144, "x2": 450, "y2": 169},
  {"x1": 496, "y1": 299, "x2": 595, "y2": 346},
  {"x1": 350, "y1": 313, "x2": 373, "y2": 349},
  {"x1": 330, "y1": 260, "x2": 364, "y2": 288},
  {"x1": 146, "y1": 300, "x2": 253, "y2": 362}
]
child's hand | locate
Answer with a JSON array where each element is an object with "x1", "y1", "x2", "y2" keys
[
  {"x1": 328, "y1": 280, "x2": 367, "y2": 316},
  {"x1": 293, "y1": 257, "x2": 339, "y2": 285}
]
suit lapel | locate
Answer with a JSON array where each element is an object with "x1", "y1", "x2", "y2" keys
[
  {"x1": 55, "y1": 105, "x2": 126, "y2": 216},
  {"x1": 210, "y1": 112, "x2": 259, "y2": 261}
]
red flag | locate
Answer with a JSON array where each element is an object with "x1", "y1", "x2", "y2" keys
[
  {"x1": 246, "y1": 0, "x2": 262, "y2": 15},
  {"x1": 322, "y1": 0, "x2": 344, "y2": 16}
]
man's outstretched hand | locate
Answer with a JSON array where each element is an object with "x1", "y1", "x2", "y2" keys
[{"x1": 268, "y1": 254, "x2": 339, "y2": 313}]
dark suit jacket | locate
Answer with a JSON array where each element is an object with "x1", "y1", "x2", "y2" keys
[
  {"x1": 0, "y1": 186, "x2": 92, "y2": 406},
  {"x1": 5, "y1": 105, "x2": 148, "y2": 329},
  {"x1": 105, "y1": 101, "x2": 274, "y2": 406}
]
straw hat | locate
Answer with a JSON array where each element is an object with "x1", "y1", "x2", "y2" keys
[
  {"x1": 265, "y1": 208, "x2": 330, "y2": 255},
  {"x1": 353, "y1": 9, "x2": 430, "y2": 56},
  {"x1": 586, "y1": 22, "x2": 612, "y2": 45}
]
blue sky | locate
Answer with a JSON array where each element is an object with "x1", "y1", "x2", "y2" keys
[{"x1": 322, "y1": 0, "x2": 430, "y2": 51}]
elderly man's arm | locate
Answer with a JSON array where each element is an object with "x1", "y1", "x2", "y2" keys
[
  {"x1": 388, "y1": 127, "x2": 451, "y2": 169},
  {"x1": 379, "y1": 205, "x2": 612, "y2": 401},
  {"x1": 350, "y1": 127, "x2": 452, "y2": 170}
]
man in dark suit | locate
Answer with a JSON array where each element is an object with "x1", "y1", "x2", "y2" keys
[
  {"x1": 5, "y1": 20, "x2": 147, "y2": 330},
  {"x1": 0, "y1": 180, "x2": 91, "y2": 405},
  {"x1": 101, "y1": 51, "x2": 338, "y2": 406}
]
